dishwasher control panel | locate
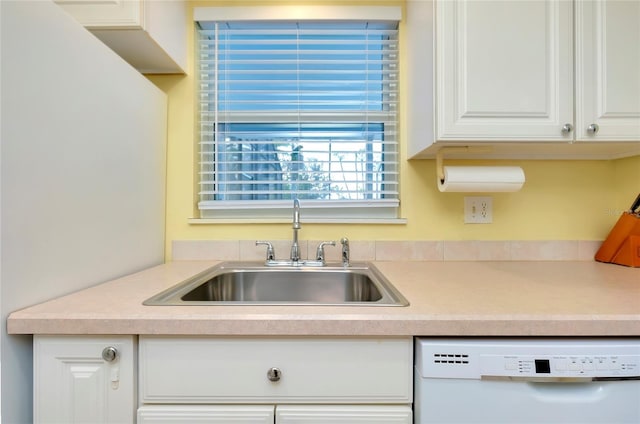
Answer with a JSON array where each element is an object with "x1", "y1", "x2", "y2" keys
[
  {"x1": 415, "y1": 338, "x2": 640, "y2": 380},
  {"x1": 480, "y1": 353, "x2": 640, "y2": 378}
]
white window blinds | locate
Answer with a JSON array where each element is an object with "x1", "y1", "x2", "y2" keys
[{"x1": 196, "y1": 13, "x2": 399, "y2": 219}]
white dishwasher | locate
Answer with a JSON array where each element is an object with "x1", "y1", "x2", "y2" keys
[{"x1": 414, "y1": 338, "x2": 640, "y2": 424}]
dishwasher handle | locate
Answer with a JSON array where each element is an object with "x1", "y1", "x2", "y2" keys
[
  {"x1": 592, "y1": 376, "x2": 640, "y2": 382},
  {"x1": 481, "y1": 375, "x2": 640, "y2": 383}
]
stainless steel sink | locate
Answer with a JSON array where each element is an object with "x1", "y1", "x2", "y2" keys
[{"x1": 143, "y1": 262, "x2": 408, "y2": 306}]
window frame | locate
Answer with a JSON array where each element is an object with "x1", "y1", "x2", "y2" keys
[{"x1": 193, "y1": 6, "x2": 403, "y2": 223}]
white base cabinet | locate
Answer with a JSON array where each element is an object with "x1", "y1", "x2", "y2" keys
[
  {"x1": 33, "y1": 336, "x2": 413, "y2": 423},
  {"x1": 34, "y1": 335, "x2": 136, "y2": 424},
  {"x1": 138, "y1": 404, "x2": 412, "y2": 424},
  {"x1": 138, "y1": 336, "x2": 413, "y2": 423}
]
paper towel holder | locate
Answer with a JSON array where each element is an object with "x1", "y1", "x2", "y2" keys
[{"x1": 436, "y1": 146, "x2": 492, "y2": 184}]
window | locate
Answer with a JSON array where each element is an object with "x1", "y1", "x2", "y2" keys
[{"x1": 195, "y1": 7, "x2": 400, "y2": 220}]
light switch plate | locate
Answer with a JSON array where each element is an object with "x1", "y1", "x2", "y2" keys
[{"x1": 464, "y1": 196, "x2": 493, "y2": 224}]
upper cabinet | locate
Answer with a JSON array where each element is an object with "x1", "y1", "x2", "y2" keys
[
  {"x1": 55, "y1": 0, "x2": 187, "y2": 74},
  {"x1": 575, "y1": 0, "x2": 640, "y2": 141},
  {"x1": 407, "y1": 0, "x2": 640, "y2": 159},
  {"x1": 436, "y1": 0, "x2": 574, "y2": 142}
]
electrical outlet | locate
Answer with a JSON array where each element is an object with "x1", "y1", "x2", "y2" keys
[{"x1": 464, "y1": 196, "x2": 493, "y2": 224}]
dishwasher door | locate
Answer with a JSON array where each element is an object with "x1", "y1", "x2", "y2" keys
[
  {"x1": 414, "y1": 374, "x2": 640, "y2": 423},
  {"x1": 414, "y1": 338, "x2": 640, "y2": 424}
]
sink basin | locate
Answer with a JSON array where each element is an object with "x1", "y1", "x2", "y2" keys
[{"x1": 143, "y1": 262, "x2": 408, "y2": 306}]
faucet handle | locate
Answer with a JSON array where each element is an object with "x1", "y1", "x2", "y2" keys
[
  {"x1": 255, "y1": 241, "x2": 275, "y2": 261},
  {"x1": 315, "y1": 241, "x2": 336, "y2": 262}
]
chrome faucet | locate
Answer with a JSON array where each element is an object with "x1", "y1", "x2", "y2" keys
[
  {"x1": 290, "y1": 198, "x2": 301, "y2": 262},
  {"x1": 340, "y1": 237, "x2": 350, "y2": 267},
  {"x1": 255, "y1": 200, "x2": 345, "y2": 267}
]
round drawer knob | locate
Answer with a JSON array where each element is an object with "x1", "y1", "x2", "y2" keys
[
  {"x1": 267, "y1": 367, "x2": 282, "y2": 382},
  {"x1": 561, "y1": 123, "x2": 573, "y2": 134},
  {"x1": 101, "y1": 346, "x2": 119, "y2": 362},
  {"x1": 587, "y1": 123, "x2": 599, "y2": 134}
]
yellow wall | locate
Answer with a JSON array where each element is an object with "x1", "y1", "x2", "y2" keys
[
  {"x1": 148, "y1": 1, "x2": 640, "y2": 259},
  {"x1": 615, "y1": 155, "x2": 640, "y2": 210}
]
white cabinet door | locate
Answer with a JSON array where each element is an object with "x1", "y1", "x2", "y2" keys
[
  {"x1": 436, "y1": 0, "x2": 574, "y2": 141},
  {"x1": 138, "y1": 405, "x2": 275, "y2": 423},
  {"x1": 276, "y1": 405, "x2": 412, "y2": 423},
  {"x1": 34, "y1": 335, "x2": 135, "y2": 424},
  {"x1": 576, "y1": 0, "x2": 640, "y2": 141}
]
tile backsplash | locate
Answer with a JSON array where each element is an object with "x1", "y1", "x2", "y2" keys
[{"x1": 172, "y1": 240, "x2": 602, "y2": 262}]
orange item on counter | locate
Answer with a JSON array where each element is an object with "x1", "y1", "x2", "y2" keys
[
  {"x1": 611, "y1": 235, "x2": 640, "y2": 268},
  {"x1": 595, "y1": 212, "x2": 640, "y2": 268}
]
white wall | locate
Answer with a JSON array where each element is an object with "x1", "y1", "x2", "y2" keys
[{"x1": 1, "y1": 1, "x2": 167, "y2": 422}]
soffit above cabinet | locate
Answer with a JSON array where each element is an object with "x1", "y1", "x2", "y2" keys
[
  {"x1": 54, "y1": 0, "x2": 187, "y2": 74},
  {"x1": 406, "y1": 0, "x2": 640, "y2": 160}
]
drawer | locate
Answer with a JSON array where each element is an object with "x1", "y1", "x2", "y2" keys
[
  {"x1": 276, "y1": 405, "x2": 413, "y2": 423},
  {"x1": 139, "y1": 336, "x2": 412, "y2": 404},
  {"x1": 138, "y1": 405, "x2": 274, "y2": 423}
]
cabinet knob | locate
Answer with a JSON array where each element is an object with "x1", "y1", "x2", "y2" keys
[
  {"x1": 561, "y1": 123, "x2": 573, "y2": 134},
  {"x1": 267, "y1": 367, "x2": 282, "y2": 382},
  {"x1": 101, "y1": 346, "x2": 119, "y2": 362},
  {"x1": 587, "y1": 123, "x2": 599, "y2": 134}
]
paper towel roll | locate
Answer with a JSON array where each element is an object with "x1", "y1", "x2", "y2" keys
[{"x1": 438, "y1": 166, "x2": 525, "y2": 192}]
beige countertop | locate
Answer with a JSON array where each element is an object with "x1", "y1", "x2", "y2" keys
[{"x1": 7, "y1": 260, "x2": 640, "y2": 336}]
